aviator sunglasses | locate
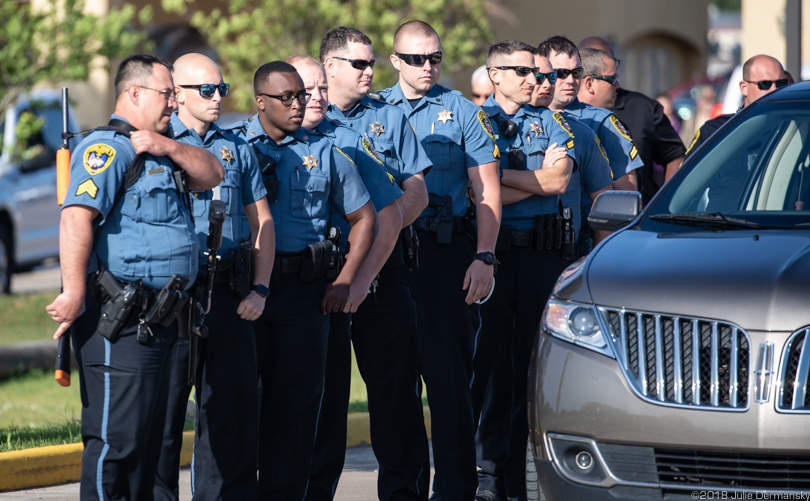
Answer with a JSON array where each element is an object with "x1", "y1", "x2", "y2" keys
[
  {"x1": 178, "y1": 83, "x2": 230, "y2": 98},
  {"x1": 395, "y1": 51, "x2": 443, "y2": 67},
  {"x1": 332, "y1": 56, "x2": 376, "y2": 70},
  {"x1": 745, "y1": 79, "x2": 789, "y2": 90}
]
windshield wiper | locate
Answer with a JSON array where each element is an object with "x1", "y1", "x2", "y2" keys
[{"x1": 650, "y1": 212, "x2": 766, "y2": 229}]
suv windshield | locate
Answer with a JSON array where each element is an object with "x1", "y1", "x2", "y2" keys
[{"x1": 643, "y1": 100, "x2": 810, "y2": 231}]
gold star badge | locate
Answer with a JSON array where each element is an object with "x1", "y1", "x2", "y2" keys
[
  {"x1": 437, "y1": 109, "x2": 453, "y2": 124},
  {"x1": 220, "y1": 146, "x2": 234, "y2": 163},
  {"x1": 530, "y1": 121, "x2": 543, "y2": 137},
  {"x1": 370, "y1": 122, "x2": 385, "y2": 137},
  {"x1": 303, "y1": 155, "x2": 318, "y2": 170}
]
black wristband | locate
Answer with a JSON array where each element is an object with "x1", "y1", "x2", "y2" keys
[{"x1": 251, "y1": 284, "x2": 269, "y2": 298}]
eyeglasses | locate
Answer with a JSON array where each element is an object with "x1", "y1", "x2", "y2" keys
[
  {"x1": 332, "y1": 56, "x2": 376, "y2": 70},
  {"x1": 589, "y1": 74, "x2": 619, "y2": 85},
  {"x1": 395, "y1": 51, "x2": 443, "y2": 67},
  {"x1": 178, "y1": 83, "x2": 230, "y2": 98},
  {"x1": 553, "y1": 67, "x2": 584, "y2": 79},
  {"x1": 745, "y1": 79, "x2": 789, "y2": 90},
  {"x1": 536, "y1": 71, "x2": 557, "y2": 84},
  {"x1": 138, "y1": 85, "x2": 176, "y2": 101},
  {"x1": 489, "y1": 66, "x2": 538, "y2": 78},
  {"x1": 258, "y1": 92, "x2": 312, "y2": 107}
]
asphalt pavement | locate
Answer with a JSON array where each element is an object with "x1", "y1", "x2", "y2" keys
[
  {"x1": 10, "y1": 262, "x2": 61, "y2": 295},
  {"x1": 0, "y1": 445, "x2": 434, "y2": 500}
]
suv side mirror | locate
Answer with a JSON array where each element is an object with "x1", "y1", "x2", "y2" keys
[{"x1": 587, "y1": 190, "x2": 642, "y2": 232}]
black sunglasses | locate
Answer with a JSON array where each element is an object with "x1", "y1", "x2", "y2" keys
[
  {"x1": 178, "y1": 83, "x2": 230, "y2": 98},
  {"x1": 589, "y1": 74, "x2": 618, "y2": 85},
  {"x1": 554, "y1": 67, "x2": 584, "y2": 79},
  {"x1": 490, "y1": 66, "x2": 538, "y2": 78},
  {"x1": 536, "y1": 71, "x2": 557, "y2": 84},
  {"x1": 258, "y1": 92, "x2": 312, "y2": 107},
  {"x1": 395, "y1": 51, "x2": 443, "y2": 67},
  {"x1": 332, "y1": 56, "x2": 376, "y2": 70},
  {"x1": 745, "y1": 79, "x2": 789, "y2": 90}
]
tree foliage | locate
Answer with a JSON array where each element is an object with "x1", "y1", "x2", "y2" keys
[
  {"x1": 0, "y1": 0, "x2": 152, "y2": 116},
  {"x1": 161, "y1": 0, "x2": 493, "y2": 111}
]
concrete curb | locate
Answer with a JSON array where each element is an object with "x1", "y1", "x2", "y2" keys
[{"x1": 0, "y1": 407, "x2": 432, "y2": 492}]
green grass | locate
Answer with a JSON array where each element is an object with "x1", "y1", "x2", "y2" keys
[{"x1": 0, "y1": 289, "x2": 61, "y2": 345}]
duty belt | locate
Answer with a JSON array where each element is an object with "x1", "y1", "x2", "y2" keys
[
  {"x1": 274, "y1": 254, "x2": 304, "y2": 275},
  {"x1": 511, "y1": 229, "x2": 533, "y2": 247},
  {"x1": 413, "y1": 216, "x2": 468, "y2": 233}
]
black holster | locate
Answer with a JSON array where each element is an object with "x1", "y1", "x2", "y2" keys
[
  {"x1": 400, "y1": 225, "x2": 419, "y2": 269},
  {"x1": 95, "y1": 270, "x2": 141, "y2": 342},
  {"x1": 560, "y1": 205, "x2": 577, "y2": 264},
  {"x1": 227, "y1": 242, "x2": 253, "y2": 299},
  {"x1": 428, "y1": 193, "x2": 454, "y2": 244},
  {"x1": 301, "y1": 239, "x2": 336, "y2": 281},
  {"x1": 144, "y1": 274, "x2": 190, "y2": 326}
]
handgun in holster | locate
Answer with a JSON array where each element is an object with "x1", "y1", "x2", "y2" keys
[
  {"x1": 559, "y1": 203, "x2": 577, "y2": 263},
  {"x1": 401, "y1": 224, "x2": 419, "y2": 269},
  {"x1": 258, "y1": 153, "x2": 279, "y2": 204},
  {"x1": 95, "y1": 270, "x2": 141, "y2": 342},
  {"x1": 144, "y1": 274, "x2": 190, "y2": 326},
  {"x1": 428, "y1": 193, "x2": 454, "y2": 245}
]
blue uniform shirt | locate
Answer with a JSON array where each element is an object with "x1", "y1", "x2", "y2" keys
[
  {"x1": 379, "y1": 83, "x2": 499, "y2": 217},
  {"x1": 559, "y1": 116, "x2": 614, "y2": 235},
  {"x1": 171, "y1": 113, "x2": 266, "y2": 259},
  {"x1": 483, "y1": 96, "x2": 579, "y2": 230},
  {"x1": 563, "y1": 98, "x2": 643, "y2": 181},
  {"x1": 326, "y1": 95, "x2": 432, "y2": 187},
  {"x1": 307, "y1": 118, "x2": 403, "y2": 237},
  {"x1": 228, "y1": 115, "x2": 370, "y2": 254},
  {"x1": 62, "y1": 114, "x2": 198, "y2": 289}
]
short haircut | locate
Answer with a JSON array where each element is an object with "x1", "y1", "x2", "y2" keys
[
  {"x1": 471, "y1": 64, "x2": 489, "y2": 85},
  {"x1": 486, "y1": 40, "x2": 537, "y2": 68},
  {"x1": 285, "y1": 54, "x2": 323, "y2": 70},
  {"x1": 742, "y1": 54, "x2": 784, "y2": 81},
  {"x1": 580, "y1": 48, "x2": 612, "y2": 76},
  {"x1": 319, "y1": 27, "x2": 372, "y2": 62},
  {"x1": 393, "y1": 20, "x2": 439, "y2": 52},
  {"x1": 254, "y1": 61, "x2": 298, "y2": 95},
  {"x1": 537, "y1": 36, "x2": 579, "y2": 59},
  {"x1": 114, "y1": 54, "x2": 173, "y2": 100}
]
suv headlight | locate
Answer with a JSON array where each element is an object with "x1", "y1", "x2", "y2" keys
[{"x1": 542, "y1": 300, "x2": 614, "y2": 358}]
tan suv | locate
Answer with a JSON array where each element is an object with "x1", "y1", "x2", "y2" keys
[{"x1": 527, "y1": 82, "x2": 810, "y2": 499}]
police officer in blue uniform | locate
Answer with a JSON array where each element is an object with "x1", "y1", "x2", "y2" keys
[
  {"x1": 539, "y1": 36, "x2": 643, "y2": 193},
  {"x1": 380, "y1": 20, "x2": 502, "y2": 501},
  {"x1": 472, "y1": 46, "x2": 613, "y2": 501},
  {"x1": 285, "y1": 52, "x2": 430, "y2": 501},
  {"x1": 151, "y1": 53, "x2": 275, "y2": 501},
  {"x1": 46, "y1": 54, "x2": 224, "y2": 501},
  {"x1": 228, "y1": 61, "x2": 375, "y2": 501}
]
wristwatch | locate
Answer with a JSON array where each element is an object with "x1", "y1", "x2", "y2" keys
[
  {"x1": 251, "y1": 284, "x2": 269, "y2": 298},
  {"x1": 473, "y1": 251, "x2": 499, "y2": 274}
]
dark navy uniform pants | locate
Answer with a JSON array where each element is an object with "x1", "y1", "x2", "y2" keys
[
  {"x1": 409, "y1": 232, "x2": 479, "y2": 501},
  {"x1": 72, "y1": 293, "x2": 176, "y2": 501},
  {"x1": 472, "y1": 246, "x2": 565, "y2": 500},
  {"x1": 307, "y1": 264, "x2": 429, "y2": 501},
  {"x1": 254, "y1": 274, "x2": 329, "y2": 501}
]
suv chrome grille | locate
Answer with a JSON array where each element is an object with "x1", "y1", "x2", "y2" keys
[
  {"x1": 777, "y1": 328, "x2": 810, "y2": 412},
  {"x1": 599, "y1": 308, "x2": 750, "y2": 410},
  {"x1": 655, "y1": 447, "x2": 810, "y2": 489}
]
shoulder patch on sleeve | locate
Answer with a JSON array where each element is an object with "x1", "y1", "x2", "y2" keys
[
  {"x1": 595, "y1": 135, "x2": 609, "y2": 162},
  {"x1": 83, "y1": 144, "x2": 116, "y2": 175},
  {"x1": 629, "y1": 145, "x2": 638, "y2": 160},
  {"x1": 476, "y1": 109, "x2": 497, "y2": 140},
  {"x1": 685, "y1": 128, "x2": 700, "y2": 156},
  {"x1": 609, "y1": 114, "x2": 633, "y2": 141},
  {"x1": 553, "y1": 112, "x2": 574, "y2": 138},
  {"x1": 334, "y1": 146, "x2": 357, "y2": 168},
  {"x1": 361, "y1": 137, "x2": 384, "y2": 166},
  {"x1": 566, "y1": 139, "x2": 574, "y2": 150},
  {"x1": 76, "y1": 179, "x2": 99, "y2": 199}
]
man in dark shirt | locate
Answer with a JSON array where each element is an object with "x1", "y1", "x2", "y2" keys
[{"x1": 579, "y1": 36, "x2": 686, "y2": 204}]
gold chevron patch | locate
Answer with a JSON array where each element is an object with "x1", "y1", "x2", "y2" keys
[{"x1": 76, "y1": 179, "x2": 98, "y2": 199}]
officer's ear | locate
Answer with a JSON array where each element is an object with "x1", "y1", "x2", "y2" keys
[
  {"x1": 126, "y1": 84, "x2": 141, "y2": 105},
  {"x1": 175, "y1": 85, "x2": 186, "y2": 106},
  {"x1": 583, "y1": 76, "x2": 596, "y2": 96},
  {"x1": 255, "y1": 95, "x2": 266, "y2": 112},
  {"x1": 324, "y1": 57, "x2": 337, "y2": 78},
  {"x1": 390, "y1": 53, "x2": 401, "y2": 72},
  {"x1": 740, "y1": 79, "x2": 749, "y2": 101},
  {"x1": 488, "y1": 67, "x2": 500, "y2": 85}
]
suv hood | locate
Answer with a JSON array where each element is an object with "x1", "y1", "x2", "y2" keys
[{"x1": 585, "y1": 229, "x2": 810, "y2": 332}]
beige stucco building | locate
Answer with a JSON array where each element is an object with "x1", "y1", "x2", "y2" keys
[{"x1": 741, "y1": 0, "x2": 808, "y2": 73}]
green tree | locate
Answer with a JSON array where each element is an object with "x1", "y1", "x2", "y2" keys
[
  {"x1": 161, "y1": 0, "x2": 493, "y2": 110},
  {"x1": 0, "y1": 0, "x2": 152, "y2": 117}
]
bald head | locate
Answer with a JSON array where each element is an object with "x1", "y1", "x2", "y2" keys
[
  {"x1": 285, "y1": 54, "x2": 329, "y2": 129},
  {"x1": 740, "y1": 54, "x2": 785, "y2": 106},
  {"x1": 578, "y1": 36, "x2": 614, "y2": 56},
  {"x1": 393, "y1": 20, "x2": 439, "y2": 52},
  {"x1": 173, "y1": 53, "x2": 225, "y2": 133}
]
